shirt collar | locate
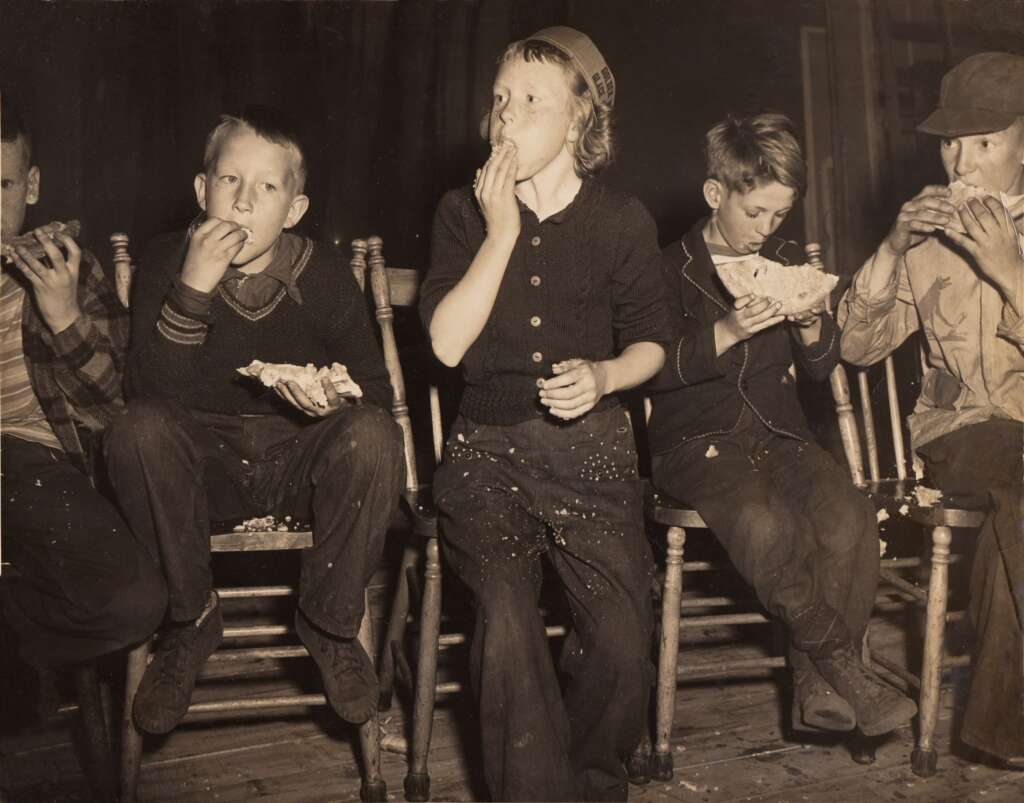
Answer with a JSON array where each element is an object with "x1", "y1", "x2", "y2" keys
[
  {"x1": 222, "y1": 231, "x2": 304, "y2": 305},
  {"x1": 517, "y1": 177, "x2": 595, "y2": 225}
]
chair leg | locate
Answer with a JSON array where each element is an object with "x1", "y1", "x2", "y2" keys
[
  {"x1": 405, "y1": 538, "x2": 441, "y2": 802},
  {"x1": 74, "y1": 664, "x2": 116, "y2": 802},
  {"x1": 120, "y1": 642, "x2": 150, "y2": 803},
  {"x1": 912, "y1": 525, "x2": 952, "y2": 778},
  {"x1": 357, "y1": 588, "x2": 388, "y2": 802},
  {"x1": 653, "y1": 526, "x2": 685, "y2": 782},
  {"x1": 378, "y1": 543, "x2": 420, "y2": 710}
]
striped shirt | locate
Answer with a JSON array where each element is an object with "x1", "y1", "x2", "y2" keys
[{"x1": 0, "y1": 272, "x2": 61, "y2": 449}]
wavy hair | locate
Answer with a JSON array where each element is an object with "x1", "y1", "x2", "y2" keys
[
  {"x1": 705, "y1": 112, "x2": 806, "y2": 196},
  {"x1": 495, "y1": 39, "x2": 614, "y2": 177}
]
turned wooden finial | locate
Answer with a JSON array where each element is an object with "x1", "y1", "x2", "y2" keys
[{"x1": 110, "y1": 232, "x2": 133, "y2": 308}]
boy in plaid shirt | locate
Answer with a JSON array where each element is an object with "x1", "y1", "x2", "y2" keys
[{"x1": 1, "y1": 90, "x2": 165, "y2": 669}]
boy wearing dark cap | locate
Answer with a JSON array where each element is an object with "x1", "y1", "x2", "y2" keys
[
  {"x1": 840, "y1": 51, "x2": 1024, "y2": 769},
  {"x1": 420, "y1": 26, "x2": 668, "y2": 802}
]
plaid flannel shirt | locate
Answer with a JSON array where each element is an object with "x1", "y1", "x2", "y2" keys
[{"x1": 18, "y1": 250, "x2": 128, "y2": 473}]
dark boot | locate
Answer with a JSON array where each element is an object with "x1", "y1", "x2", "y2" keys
[
  {"x1": 791, "y1": 666, "x2": 857, "y2": 732},
  {"x1": 813, "y1": 644, "x2": 917, "y2": 737},
  {"x1": 133, "y1": 593, "x2": 223, "y2": 734},
  {"x1": 295, "y1": 611, "x2": 377, "y2": 725}
]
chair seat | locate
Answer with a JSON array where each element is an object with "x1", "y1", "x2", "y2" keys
[
  {"x1": 864, "y1": 479, "x2": 989, "y2": 529},
  {"x1": 644, "y1": 481, "x2": 708, "y2": 529}
]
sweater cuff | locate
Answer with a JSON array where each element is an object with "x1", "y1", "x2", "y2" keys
[{"x1": 171, "y1": 278, "x2": 217, "y2": 322}]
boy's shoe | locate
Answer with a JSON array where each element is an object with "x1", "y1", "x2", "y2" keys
[
  {"x1": 133, "y1": 594, "x2": 223, "y2": 735},
  {"x1": 813, "y1": 645, "x2": 917, "y2": 737},
  {"x1": 791, "y1": 667, "x2": 856, "y2": 732},
  {"x1": 295, "y1": 611, "x2": 378, "y2": 725}
]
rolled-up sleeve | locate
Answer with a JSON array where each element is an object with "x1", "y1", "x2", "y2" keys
[{"x1": 838, "y1": 247, "x2": 918, "y2": 366}]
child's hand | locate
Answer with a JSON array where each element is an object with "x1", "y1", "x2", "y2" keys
[
  {"x1": 944, "y1": 196, "x2": 1023, "y2": 311},
  {"x1": 180, "y1": 217, "x2": 248, "y2": 293},
  {"x1": 715, "y1": 295, "x2": 785, "y2": 354},
  {"x1": 884, "y1": 185, "x2": 955, "y2": 256},
  {"x1": 273, "y1": 376, "x2": 348, "y2": 418},
  {"x1": 9, "y1": 228, "x2": 82, "y2": 334},
  {"x1": 538, "y1": 358, "x2": 608, "y2": 420},
  {"x1": 474, "y1": 141, "x2": 520, "y2": 242},
  {"x1": 786, "y1": 300, "x2": 827, "y2": 327}
]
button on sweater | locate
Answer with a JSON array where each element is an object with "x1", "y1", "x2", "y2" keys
[{"x1": 420, "y1": 179, "x2": 670, "y2": 425}]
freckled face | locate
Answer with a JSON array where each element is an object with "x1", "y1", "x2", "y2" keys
[
  {"x1": 489, "y1": 56, "x2": 579, "y2": 182},
  {"x1": 940, "y1": 120, "x2": 1024, "y2": 195},
  {"x1": 706, "y1": 180, "x2": 797, "y2": 256},
  {"x1": 1, "y1": 138, "x2": 39, "y2": 240},
  {"x1": 194, "y1": 129, "x2": 308, "y2": 268}
]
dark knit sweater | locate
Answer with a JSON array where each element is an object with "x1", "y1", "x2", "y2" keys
[
  {"x1": 647, "y1": 220, "x2": 842, "y2": 455},
  {"x1": 420, "y1": 179, "x2": 671, "y2": 424},
  {"x1": 125, "y1": 231, "x2": 392, "y2": 414}
]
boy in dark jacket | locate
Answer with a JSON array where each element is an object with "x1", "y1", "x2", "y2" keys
[
  {"x1": 104, "y1": 107, "x2": 404, "y2": 735},
  {"x1": 649, "y1": 112, "x2": 915, "y2": 737}
]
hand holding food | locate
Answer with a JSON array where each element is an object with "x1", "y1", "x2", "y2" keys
[
  {"x1": 1, "y1": 220, "x2": 81, "y2": 263},
  {"x1": 716, "y1": 255, "x2": 839, "y2": 316},
  {"x1": 4, "y1": 224, "x2": 83, "y2": 333},
  {"x1": 538, "y1": 357, "x2": 608, "y2": 420},
  {"x1": 180, "y1": 217, "x2": 249, "y2": 293},
  {"x1": 883, "y1": 184, "x2": 956, "y2": 255},
  {"x1": 474, "y1": 140, "x2": 520, "y2": 242},
  {"x1": 238, "y1": 360, "x2": 363, "y2": 412}
]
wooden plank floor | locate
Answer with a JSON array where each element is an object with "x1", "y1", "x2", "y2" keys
[{"x1": 3, "y1": 612, "x2": 1022, "y2": 802}]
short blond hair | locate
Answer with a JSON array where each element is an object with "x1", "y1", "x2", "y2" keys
[
  {"x1": 203, "y1": 106, "x2": 307, "y2": 193},
  {"x1": 497, "y1": 39, "x2": 614, "y2": 177}
]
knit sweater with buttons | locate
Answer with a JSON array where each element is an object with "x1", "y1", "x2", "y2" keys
[
  {"x1": 420, "y1": 179, "x2": 671, "y2": 425},
  {"x1": 125, "y1": 231, "x2": 392, "y2": 415}
]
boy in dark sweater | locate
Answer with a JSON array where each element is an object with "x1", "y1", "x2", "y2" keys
[
  {"x1": 104, "y1": 107, "x2": 404, "y2": 735},
  {"x1": 420, "y1": 27, "x2": 669, "y2": 802},
  {"x1": 648, "y1": 112, "x2": 915, "y2": 738}
]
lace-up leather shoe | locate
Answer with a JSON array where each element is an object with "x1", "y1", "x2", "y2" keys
[
  {"x1": 814, "y1": 645, "x2": 917, "y2": 736},
  {"x1": 791, "y1": 667, "x2": 857, "y2": 732},
  {"x1": 295, "y1": 611, "x2": 378, "y2": 725},
  {"x1": 133, "y1": 596, "x2": 223, "y2": 734}
]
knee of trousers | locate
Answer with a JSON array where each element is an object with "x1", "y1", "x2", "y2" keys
[
  {"x1": 818, "y1": 491, "x2": 878, "y2": 555},
  {"x1": 733, "y1": 502, "x2": 799, "y2": 559},
  {"x1": 101, "y1": 556, "x2": 168, "y2": 649},
  {"x1": 319, "y1": 405, "x2": 403, "y2": 477},
  {"x1": 104, "y1": 399, "x2": 186, "y2": 465}
]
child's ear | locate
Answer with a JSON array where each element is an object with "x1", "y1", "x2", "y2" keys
[
  {"x1": 26, "y1": 166, "x2": 39, "y2": 206},
  {"x1": 194, "y1": 173, "x2": 208, "y2": 212},
  {"x1": 284, "y1": 194, "x2": 310, "y2": 229},
  {"x1": 703, "y1": 179, "x2": 725, "y2": 210}
]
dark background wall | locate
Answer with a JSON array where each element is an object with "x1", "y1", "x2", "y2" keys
[{"x1": 3, "y1": 0, "x2": 822, "y2": 269}]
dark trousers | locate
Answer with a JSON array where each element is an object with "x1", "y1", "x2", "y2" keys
[
  {"x1": 652, "y1": 408, "x2": 880, "y2": 665},
  {"x1": 1, "y1": 436, "x2": 166, "y2": 668},
  {"x1": 917, "y1": 418, "x2": 1024, "y2": 762},
  {"x1": 433, "y1": 406, "x2": 654, "y2": 802},
  {"x1": 103, "y1": 399, "x2": 404, "y2": 637}
]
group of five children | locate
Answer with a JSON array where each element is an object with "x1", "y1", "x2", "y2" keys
[{"x1": 2, "y1": 24, "x2": 1021, "y2": 803}]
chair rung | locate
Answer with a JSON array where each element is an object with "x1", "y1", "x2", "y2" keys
[
  {"x1": 879, "y1": 570, "x2": 927, "y2": 602},
  {"x1": 223, "y1": 625, "x2": 291, "y2": 638},
  {"x1": 681, "y1": 561, "x2": 719, "y2": 572},
  {"x1": 680, "y1": 612, "x2": 770, "y2": 628},
  {"x1": 680, "y1": 596, "x2": 746, "y2": 609},
  {"x1": 436, "y1": 681, "x2": 464, "y2": 695},
  {"x1": 869, "y1": 652, "x2": 919, "y2": 689},
  {"x1": 207, "y1": 645, "x2": 308, "y2": 662},
  {"x1": 185, "y1": 693, "x2": 325, "y2": 714},
  {"x1": 216, "y1": 586, "x2": 297, "y2": 599},
  {"x1": 438, "y1": 624, "x2": 566, "y2": 648},
  {"x1": 677, "y1": 655, "x2": 785, "y2": 678}
]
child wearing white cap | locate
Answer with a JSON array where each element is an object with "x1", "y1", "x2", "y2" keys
[
  {"x1": 840, "y1": 51, "x2": 1024, "y2": 771},
  {"x1": 420, "y1": 25, "x2": 669, "y2": 802}
]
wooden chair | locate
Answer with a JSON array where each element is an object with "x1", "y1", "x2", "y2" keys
[
  {"x1": 0, "y1": 562, "x2": 118, "y2": 801},
  {"x1": 111, "y1": 233, "x2": 430, "y2": 802},
  {"x1": 829, "y1": 347, "x2": 986, "y2": 777},
  {"x1": 641, "y1": 243, "x2": 897, "y2": 781}
]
